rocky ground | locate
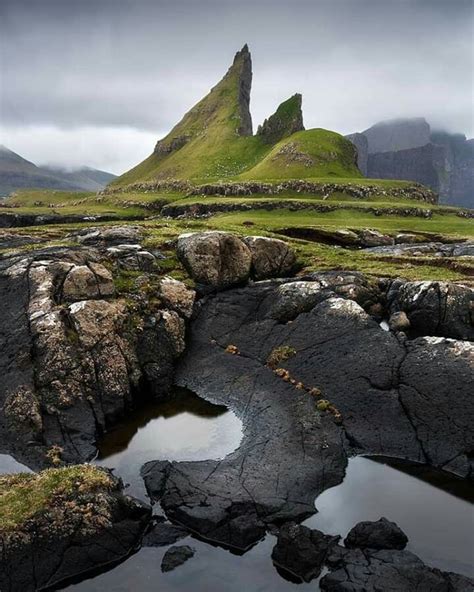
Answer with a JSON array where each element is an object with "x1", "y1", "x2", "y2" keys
[{"x1": 0, "y1": 226, "x2": 472, "y2": 590}]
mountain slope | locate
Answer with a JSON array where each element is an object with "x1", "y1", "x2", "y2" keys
[
  {"x1": 0, "y1": 145, "x2": 117, "y2": 196},
  {"x1": 113, "y1": 46, "x2": 360, "y2": 187}
]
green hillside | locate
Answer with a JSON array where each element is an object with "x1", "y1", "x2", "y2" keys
[{"x1": 113, "y1": 46, "x2": 360, "y2": 186}]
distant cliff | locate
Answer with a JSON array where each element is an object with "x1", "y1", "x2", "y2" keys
[{"x1": 346, "y1": 118, "x2": 473, "y2": 208}]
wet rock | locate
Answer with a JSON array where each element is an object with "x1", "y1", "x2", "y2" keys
[
  {"x1": 243, "y1": 235, "x2": 297, "y2": 280},
  {"x1": 389, "y1": 281, "x2": 474, "y2": 340},
  {"x1": 271, "y1": 522, "x2": 339, "y2": 582},
  {"x1": 71, "y1": 225, "x2": 143, "y2": 246},
  {"x1": 143, "y1": 277, "x2": 472, "y2": 550},
  {"x1": 321, "y1": 546, "x2": 474, "y2": 592},
  {"x1": 0, "y1": 466, "x2": 151, "y2": 592},
  {"x1": 161, "y1": 545, "x2": 195, "y2": 572},
  {"x1": 143, "y1": 521, "x2": 189, "y2": 547},
  {"x1": 61, "y1": 262, "x2": 115, "y2": 301},
  {"x1": 158, "y1": 276, "x2": 196, "y2": 319},
  {"x1": 388, "y1": 311, "x2": 411, "y2": 332},
  {"x1": 344, "y1": 517, "x2": 408, "y2": 550},
  {"x1": 177, "y1": 231, "x2": 252, "y2": 291}
]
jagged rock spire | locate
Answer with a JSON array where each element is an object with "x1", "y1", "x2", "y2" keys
[{"x1": 257, "y1": 93, "x2": 304, "y2": 144}]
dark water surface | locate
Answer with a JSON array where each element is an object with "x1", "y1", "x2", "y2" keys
[
  {"x1": 1, "y1": 388, "x2": 472, "y2": 591},
  {"x1": 65, "y1": 389, "x2": 473, "y2": 590}
]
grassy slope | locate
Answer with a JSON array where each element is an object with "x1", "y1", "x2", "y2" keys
[{"x1": 239, "y1": 129, "x2": 361, "y2": 181}]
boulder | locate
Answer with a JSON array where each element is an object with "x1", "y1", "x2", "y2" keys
[
  {"x1": 106, "y1": 244, "x2": 156, "y2": 271},
  {"x1": 243, "y1": 235, "x2": 297, "y2": 280},
  {"x1": 177, "y1": 231, "x2": 252, "y2": 291},
  {"x1": 161, "y1": 545, "x2": 195, "y2": 572},
  {"x1": 0, "y1": 466, "x2": 151, "y2": 592},
  {"x1": 71, "y1": 225, "x2": 143, "y2": 246},
  {"x1": 344, "y1": 517, "x2": 408, "y2": 550},
  {"x1": 389, "y1": 281, "x2": 474, "y2": 340},
  {"x1": 157, "y1": 277, "x2": 196, "y2": 319},
  {"x1": 61, "y1": 262, "x2": 115, "y2": 301},
  {"x1": 271, "y1": 523, "x2": 339, "y2": 582}
]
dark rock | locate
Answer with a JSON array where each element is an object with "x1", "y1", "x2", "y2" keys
[
  {"x1": 143, "y1": 520, "x2": 189, "y2": 547},
  {"x1": 344, "y1": 517, "x2": 408, "y2": 550},
  {"x1": 389, "y1": 281, "x2": 474, "y2": 340},
  {"x1": 142, "y1": 276, "x2": 473, "y2": 550},
  {"x1": 271, "y1": 522, "x2": 339, "y2": 582},
  {"x1": 0, "y1": 467, "x2": 151, "y2": 592},
  {"x1": 321, "y1": 546, "x2": 474, "y2": 591},
  {"x1": 161, "y1": 545, "x2": 195, "y2": 572}
]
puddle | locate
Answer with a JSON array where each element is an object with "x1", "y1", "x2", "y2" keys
[
  {"x1": 95, "y1": 387, "x2": 243, "y2": 500},
  {"x1": 304, "y1": 456, "x2": 474, "y2": 578}
]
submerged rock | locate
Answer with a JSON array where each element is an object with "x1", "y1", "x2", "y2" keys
[
  {"x1": 161, "y1": 545, "x2": 195, "y2": 572},
  {"x1": 271, "y1": 522, "x2": 339, "y2": 582},
  {"x1": 0, "y1": 465, "x2": 151, "y2": 592},
  {"x1": 143, "y1": 520, "x2": 190, "y2": 547},
  {"x1": 344, "y1": 517, "x2": 408, "y2": 550}
]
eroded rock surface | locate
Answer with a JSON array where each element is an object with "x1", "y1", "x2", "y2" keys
[
  {"x1": 142, "y1": 277, "x2": 473, "y2": 551},
  {"x1": 0, "y1": 244, "x2": 190, "y2": 468}
]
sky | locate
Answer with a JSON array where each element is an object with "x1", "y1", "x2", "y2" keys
[{"x1": 0, "y1": 0, "x2": 472, "y2": 175}]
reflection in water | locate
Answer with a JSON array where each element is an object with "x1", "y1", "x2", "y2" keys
[
  {"x1": 95, "y1": 387, "x2": 243, "y2": 499},
  {"x1": 304, "y1": 456, "x2": 474, "y2": 578},
  {"x1": 0, "y1": 454, "x2": 32, "y2": 474}
]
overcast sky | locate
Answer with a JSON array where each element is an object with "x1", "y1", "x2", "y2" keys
[{"x1": 1, "y1": 0, "x2": 472, "y2": 174}]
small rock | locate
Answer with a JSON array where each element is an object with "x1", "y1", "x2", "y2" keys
[
  {"x1": 158, "y1": 277, "x2": 196, "y2": 319},
  {"x1": 272, "y1": 522, "x2": 339, "y2": 582},
  {"x1": 62, "y1": 263, "x2": 114, "y2": 301},
  {"x1": 161, "y1": 545, "x2": 195, "y2": 572},
  {"x1": 388, "y1": 311, "x2": 411, "y2": 332},
  {"x1": 344, "y1": 517, "x2": 408, "y2": 550}
]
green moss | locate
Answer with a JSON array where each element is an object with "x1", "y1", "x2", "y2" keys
[
  {"x1": 0, "y1": 465, "x2": 114, "y2": 534},
  {"x1": 267, "y1": 345, "x2": 297, "y2": 369}
]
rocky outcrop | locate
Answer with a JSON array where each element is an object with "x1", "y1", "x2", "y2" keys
[
  {"x1": 388, "y1": 280, "x2": 474, "y2": 340},
  {"x1": 344, "y1": 518, "x2": 408, "y2": 550},
  {"x1": 257, "y1": 94, "x2": 304, "y2": 145},
  {"x1": 0, "y1": 466, "x2": 151, "y2": 592},
  {"x1": 321, "y1": 546, "x2": 473, "y2": 591},
  {"x1": 234, "y1": 44, "x2": 253, "y2": 136},
  {"x1": 176, "y1": 231, "x2": 297, "y2": 291},
  {"x1": 142, "y1": 277, "x2": 473, "y2": 550},
  {"x1": 271, "y1": 523, "x2": 339, "y2": 582},
  {"x1": 0, "y1": 241, "x2": 192, "y2": 468}
]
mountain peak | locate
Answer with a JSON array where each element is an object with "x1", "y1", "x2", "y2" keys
[{"x1": 257, "y1": 93, "x2": 304, "y2": 144}]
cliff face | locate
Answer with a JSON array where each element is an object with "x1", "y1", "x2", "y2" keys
[
  {"x1": 362, "y1": 118, "x2": 431, "y2": 154},
  {"x1": 345, "y1": 133, "x2": 368, "y2": 175},
  {"x1": 346, "y1": 119, "x2": 473, "y2": 208},
  {"x1": 257, "y1": 94, "x2": 304, "y2": 145}
]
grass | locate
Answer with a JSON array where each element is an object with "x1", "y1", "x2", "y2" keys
[
  {"x1": 239, "y1": 129, "x2": 361, "y2": 181},
  {"x1": 0, "y1": 465, "x2": 114, "y2": 534}
]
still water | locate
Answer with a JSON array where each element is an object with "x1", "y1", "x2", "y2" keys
[{"x1": 64, "y1": 389, "x2": 473, "y2": 590}]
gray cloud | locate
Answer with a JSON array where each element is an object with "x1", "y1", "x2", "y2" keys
[{"x1": 1, "y1": 0, "x2": 472, "y2": 174}]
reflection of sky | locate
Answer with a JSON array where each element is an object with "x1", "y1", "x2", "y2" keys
[
  {"x1": 0, "y1": 453, "x2": 32, "y2": 474},
  {"x1": 305, "y1": 457, "x2": 474, "y2": 577},
  {"x1": 96, "y1": 408, "x2": 242, "y2": 500}
]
